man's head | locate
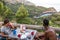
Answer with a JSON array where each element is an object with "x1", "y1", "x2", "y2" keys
[{"x1": 43, "y1": 19, "x2": 49, "y2": 27}]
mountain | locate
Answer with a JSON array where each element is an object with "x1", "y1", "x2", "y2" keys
[
  {"x1": 43, "y1": 7, "x2": 57, "y2": 13},
  {"x1": 24, "y1": 1, "x2": 35, "y2": 6},
  {"x1": 47, "y1": 7, "x2": 57, "y2": 12},
  {"x1": 4, "y1": 0, "x2": 35, "y2": 6},
  {"x1": 4, "y1": 0, "x2": 16, "y2": 4}
]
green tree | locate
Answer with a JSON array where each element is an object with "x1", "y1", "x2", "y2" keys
[
  {"x1": 16, "y1": 5, "x2": 29, "y2": 19},
  {"x1": 0, "y1": 2, "x2": 7, "y2": 16},
  {"x1": 4, "y1": 6, "x2": 14, "y2": 20},
  {"x1": 17, "y1": 17, "x2": 35, "y2": 24},
  {"x1": 16, "y1": 5, "x2": 35, "y2": 24},
  {"x1": 0, "y1": 0, "x2": 5, "y2": 5},
  {"x1": 0, "y1": 0, "x2": 3, "y2": 2},
  {"x1": 50, "y1": 14, "x2": 60, "y2": 27},
  {"x1": 0, "y1": 2, "x2": 14, "y2": 21}
]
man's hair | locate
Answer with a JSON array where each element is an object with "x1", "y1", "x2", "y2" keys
[{"x1": 43, "y1": 19, "x2": 49, "y2": 26}]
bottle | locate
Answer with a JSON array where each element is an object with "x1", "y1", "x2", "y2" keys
[{"x1": 13, "y1": 30, "x2": 16, "y2": 35}]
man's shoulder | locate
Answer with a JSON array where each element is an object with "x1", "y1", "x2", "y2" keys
[
  {"x1": 47, "y1": 30, "x2": 56, "y2": 37},
  {"x1": 45, "y1": 29, "x2": 55, "y2": 34}
]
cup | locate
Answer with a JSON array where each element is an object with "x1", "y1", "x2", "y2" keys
[
  {"x1": 18, "y1": 34, "x2": 21, "y2": 38},
  {"x1": 31, "y1": 32, "x2": 34, "y2": 35}
]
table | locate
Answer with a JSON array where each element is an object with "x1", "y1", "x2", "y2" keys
[{"x1": 8, "y1": 28, "x2": 37, "y2": 40}]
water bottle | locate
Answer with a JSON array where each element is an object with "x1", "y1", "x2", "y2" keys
[{"x1": 13, "y1": 30, "x2": 16, "y2": 35}]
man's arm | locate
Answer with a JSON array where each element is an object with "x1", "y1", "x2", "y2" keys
[{"x1": 48, "y1": 31, "x2": 57, "y2": 40}]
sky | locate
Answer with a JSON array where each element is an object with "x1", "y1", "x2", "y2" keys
[{"x1": 27, "y1": 0, "x2": 60, "y2": 11}]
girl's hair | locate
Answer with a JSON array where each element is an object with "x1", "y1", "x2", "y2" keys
[{"x1": 3, "y1": 19, "x2": 9, "y2": 25}]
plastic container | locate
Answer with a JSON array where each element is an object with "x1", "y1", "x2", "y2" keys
[{"x1": 13, "y1": 30, "x2": 16, "y2": 35}]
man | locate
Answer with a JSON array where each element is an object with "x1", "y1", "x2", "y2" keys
[
  {"x1": 34, "y1": 19, "x2": 57, "y2": 40},
  {"x1": 42, "y1": 19, "x2": 57, "y2": 40}
]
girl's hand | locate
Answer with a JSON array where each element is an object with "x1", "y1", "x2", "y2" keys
[{"x1": 8, "y1": 23, "x2": 15, "y2": 29}]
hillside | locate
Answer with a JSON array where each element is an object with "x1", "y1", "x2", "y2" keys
[
  {"x1": 0, "y1": 0, "x2": 60, "y2": 27},
  {"x1": 4, "y1": 0, "x2": 35, "y2": 6},
  {"x1": 2, "y1": 0, "x2": 56, "y2": 17},
  {"x1": 5, "y1": 3, "x2": 47, "y2": 17}
]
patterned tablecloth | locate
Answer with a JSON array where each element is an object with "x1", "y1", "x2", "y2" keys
[{"x1": 8, "y1": 28, "x2": 37, "y2": 40}]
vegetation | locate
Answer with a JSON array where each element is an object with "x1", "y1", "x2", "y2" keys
[
  {"x1": 37, "y1": 13, "x2": 60, "y2": 27},
  {"x1": 50, "y1": 14, "x2": 60, "y2": 27},
  {"x1": 15, "y1": 5, "x2": 35, "y2": 24},
  {"x1": 16, "y1": 5, "x2": 29, "y2": 19},
  {"x1": 25, "y1": 5, "x2": 47, "y2": 17},
  {"x1": 0, "y1": 2, "x2": 14, "y2": 21},
  {"x1": 6, "y1": 3, "x2": 22, "y2": 13},
  {"x1": 0, "y1": 1, "x2": 60, "y2": 27},
  {"x1": 5, "y1": 3, "x2": 47, "y2": 17}
]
